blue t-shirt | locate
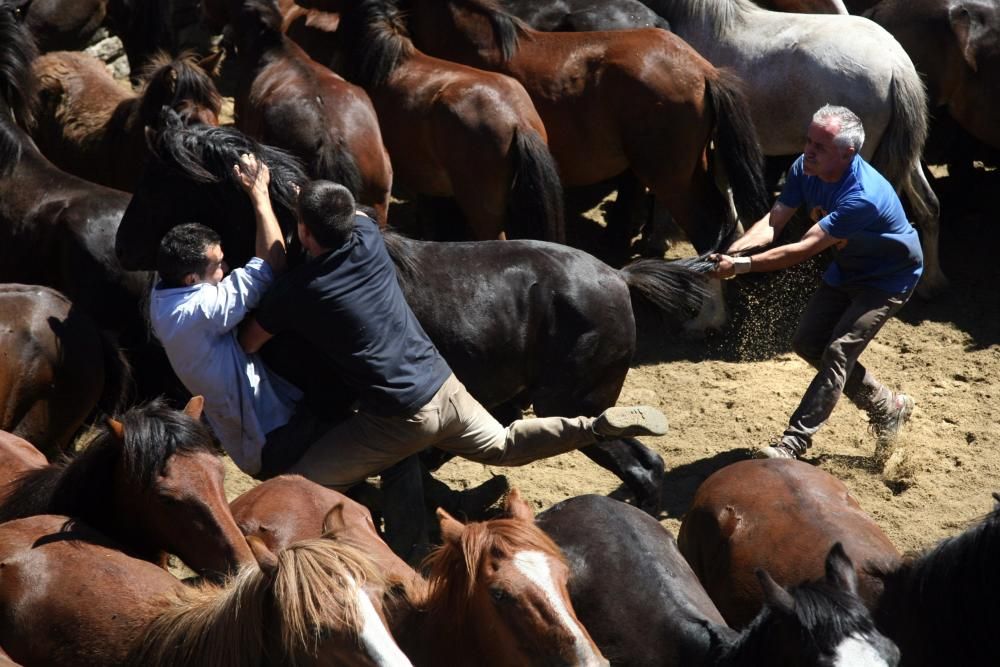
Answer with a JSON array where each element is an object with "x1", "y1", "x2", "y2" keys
[
  {"x1": 255, "y1": 214, "x2": 452, "y2": 417},
  {"x1": 778, "y1": 154, "x2": 923, "y2": 294}
]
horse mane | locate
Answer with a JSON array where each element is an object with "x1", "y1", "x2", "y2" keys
[
  {"x1": 870, "y1": 504, "x2": 1000, "y2": 659},
  {"x1": 422, "y1": 516, "x2": 565, "y2": 623},
  {"x1": 137, "y1": 50, "x2": 223, "y2": 129},
  {"x1": 125, "y1": 538, "x2": 387, "y2": 667},
  {"x1": 151, "y1": 114, "x2": 305, "y2": 237},
  {"x1": 446, "y1": 0, "x2": 527, "y2": 61},
  {"x1": 381, "y1": 229, "x2": 424, "y2": 284},
  {"x1": 666, "y1": 0, "x2": 742, "y2": 36},
  {"x1": 338, "y1": 0, "x2": 416, "y2": 88},
  {"x1": 0, "y1": 1, "x2": 38, "y2": 175},
  {"x1": 0, "y1": 399, "x2": 217, "y2": 528}
]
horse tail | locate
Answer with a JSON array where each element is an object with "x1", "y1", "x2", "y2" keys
[
  {"x1": 618, "y1": 257, "x2": 712, "y2": 322},
  {"x1": 705, "y1": 69, "x2": 769, "y2": 244},
  {"x1": 506, "y1": 127, "x2": 565, "y2": 242},
  {"x1": 869, "y1": 63, "x2": 928, "y2": 189},
  {"x1": 314, "y1": 137, "x2": 364, "y2": 200},
  {"x1": 96, "y1": 330, "x2": 134, "y2": 419}
]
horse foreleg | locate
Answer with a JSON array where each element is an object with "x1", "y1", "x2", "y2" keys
[
  {"x1": 579, "y1": 438, "x2": 665, "y2": 516},
  {"x1": 906, "y1": 164, "x2": 947, "y2": 298}
]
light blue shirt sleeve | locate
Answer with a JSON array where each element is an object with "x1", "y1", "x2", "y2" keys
[{"x1": 197, "y1": 257, "x2": 274, "y2": 334}]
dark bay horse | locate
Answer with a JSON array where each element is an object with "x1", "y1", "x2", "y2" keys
[
  {"x1": 30, "y1": 49, "x2": 222, "y2": 192},
  {"x1": 12, "y1": 0, "x2": 107, "y2": 51},
  {"x1": 0, "y1": 284, "x2": 130, "y2": 456},
  {"x1": 677, "y1": 460, "x2": 901, "y2": 628},
  {"x1": 498, "y1": 0, "x2": 669, "y2": 32},
  {"x1": 537, "y1": 494, "x2": 900, "y2": 666},
  {"x1": 0, "y1": 397, "x2": 256, "y2": 578},
  {"x1": 0, "y1": 514, "x2": 409, "y2": 667},
  {"x1": 233, "y1": 478, "x2": 608, "y2": 666},
  {"x1": 298, "y1": 0, "x2": 564, "y2": 242},
  {"x1": 678, "y1": 459, "x2": 1000, "y2": 665},
  {"x1": 225, "y1": 0, "x2": 393, "y2": 224},
  {"x1": 118, "y1": 119, "x2": 713, "y2": 513},
  {"x1": 391, "y1": 0, "x2": 769, "y2": 257}
]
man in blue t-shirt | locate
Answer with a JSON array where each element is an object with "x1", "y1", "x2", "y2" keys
[
  {"x1": 710, "y1": 105, "x2": 921, "y2": 460},
  {"x1": 238, "y1": 180, "x2": 668, "y2": 517}
]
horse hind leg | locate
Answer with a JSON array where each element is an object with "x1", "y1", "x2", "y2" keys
[
  {"x1": 578, "y1": 440, "x2": 665, "y2": 516},
  {"x1": 905, "y1": 163, "x2": 948, "y2": 298}
]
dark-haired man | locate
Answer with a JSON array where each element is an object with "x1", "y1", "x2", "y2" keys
[{"x1": 239, "y1": 179, "x2": 669, "y2": 498}]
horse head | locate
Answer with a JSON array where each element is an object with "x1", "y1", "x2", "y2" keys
[
  {"x1": 425, "y1": 489, "x2": 608, "y2": 666},
  {"x1": 108, "y1": 396, "x2": 256, "y2": 579},
  {"x1": 137, "y1": 50, "x2": 223, "y2": 130}
]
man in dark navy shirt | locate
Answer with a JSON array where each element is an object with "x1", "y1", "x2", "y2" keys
[
  {"x1": 239, "y1": 180, "x2": 668, "y2": 545},
  {"x1": 711, "y1": 105, "x2": 921, "y2": 460}
]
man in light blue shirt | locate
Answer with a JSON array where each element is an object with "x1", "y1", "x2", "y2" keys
[{"x1": 149, "y1": 154, "x2": 300, "y2": 476}]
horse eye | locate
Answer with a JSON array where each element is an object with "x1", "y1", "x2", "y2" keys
[{"x1": 490, "y1": 587, "x2": 510, "y2": 603}]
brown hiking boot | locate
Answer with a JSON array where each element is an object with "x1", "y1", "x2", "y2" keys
[
  {"x1": 593, "y1": 406, "x2": 669, "y2": 439},
  {"x1": 869, "y1": 393, "x2": 915, "y2": 444}
]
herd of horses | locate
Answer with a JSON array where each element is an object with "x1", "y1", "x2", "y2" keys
[{"x1": 0, "y1": 0, "x2": 998, "y2": 663}]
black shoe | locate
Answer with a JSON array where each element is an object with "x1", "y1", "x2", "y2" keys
[
  {"x1": 593, "y1": 406, "x2": 669, "y2": 439},
  {"x1": 439, "y1": 475, "x2": 510, "y2": 520}
]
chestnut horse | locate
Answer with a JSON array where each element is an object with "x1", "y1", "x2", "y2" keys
[
  {"x1": 677, "y1": 459, "x2": 901, "y2": 628},
  {"x1": 233, "y1": 478, "x2": 608, "y2": 666},
  {"x1": 678, "y1": 460, "x2": 1000, "y2": 665},
  {"x1": 537, "y1": 494, "x2": 900, "y2": 666},
  {"x1": 0, "y1": 284, "x2": 130, "y2": 456},
  {"x1": 0, "y1": 397, "x2": 256, "y2": 578},
  {"x1": 392, "y1": 0, "x2": 769, "y2": 257},
  {"x1": 0, "y1": 515, "x2": 409, "y2": 667},
  {"x1": 118, "y1": 119, "x2": 714, "y2": 513},
  {"x1": 292, "y1": 0, "x2": 565, "y2": 241},
  {"x1": 30, "y1": 49, "x2": 222, "y2": 192},
  {"x1": 224, "y1": 0, "x2": 392, "y2": 224}
]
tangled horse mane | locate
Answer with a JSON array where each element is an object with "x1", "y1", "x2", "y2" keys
[
  {"x1": 338, "y1": 0, "x2": 416, "y2": 88},
  {"x1": 659, "y1": 0, "x2": 743, "y2": 36},
  {"x1": 0, "y1": 0, "x2": 38, "y2": 175},
  {"x1": 126, "y1": 538, "x2": 387, "y2": 667},
  {"x1": 137, "y1": 50, "x2": 222, "y2": 129},
  {"x1": 444, "y1": 0, "x2": 528, "y2": 62},
  {"x1": 0, "y1": 399, "x2": 216, "y2": 532},
  {"x1": 421, "y1": 515, "x2": 566, "y2": 625}
]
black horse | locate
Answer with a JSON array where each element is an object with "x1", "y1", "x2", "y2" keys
[
  {"x1": 0, "y1": 1, "x2": 174, "y2": 399},
  {"x1": 116, "y1": 116, "x2": 712, "y2": 513},
  {"x1": 496, "y1": 0, "x2": 669, "y2": 31},
  {"x1": 536, "y1": 494, "x2": 901, "y2": 666}
]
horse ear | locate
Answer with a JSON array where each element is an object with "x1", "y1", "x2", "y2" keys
[
  {"x1": 756, "y1": 568, "x2": 796, "y2": 616},
  {"x1": 184, "y1": 395, "x2": 205, "y2": 420},
  {"x1": 322, "y1": 504, "x2": 347, "y2": 536},
  {"x1": 247, "y1": 535, "x2": 279, "y2": 577},
  {"x1": 992, "y1": 491, "x2": 1000, "y2": 510},
  {"x1": 824, "y1": 542, "x2": 859, "y2": 595},
  {"x1": 106, "y1": 417, "x2": 125, "y2": 441},
  {"x1": 505, "y1": 488, "x2": 534, "y2": 522},
  {"x1": 437, "y1": 507, "x2": 465, "y2": 545},
  {"x1": 949, "y1": 4, "x2": 989, "y2": 72},
  {"x1": 197, "y1": 48, "x2": 226, "y2": 78},
  {"x1": 304, "y1": 8, "x2": 340, "y2": 32}
]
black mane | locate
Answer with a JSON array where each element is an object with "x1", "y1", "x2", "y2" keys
[
  {"x1": 0, "y1": 0, "x2": 38, "y2": 175},
  {"x1": 0, "y1": 399, "x2": 217, "y2": 529},
  {"x1": 339, "y1": 0, "x2": 416, "y2": 88},
  {"x1": 450, "y1": 0, "x2": 527, "y2": 62}
]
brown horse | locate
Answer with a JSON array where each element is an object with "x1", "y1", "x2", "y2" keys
[
  {"x1": 676, "y1": 459, "x2": 902, "y2": 628},
  {"x1": 11, "y1": 0, "x2": 107, "y2": 52},
  {"x1": 224, "y1": 0, "x2": 393, "y2": 224},
  {"x1": 0, "y1": 284, "x2": 131, "y2": 456},
  {"x1": 233, "y1": 478, "x2": 608, "y2": 665},
  {"x1": 0, "y1": 514, "x2": 409, "y2": 667},
  {"x1": 280, "y1": 0, "x2": 565, "y2": 241},
  {"x1": 0, "y1": 397, "x2": 256, "y2": 578},
  {"x1": 30, "y1": 49, "x2": 222, "y2": 192},
  {"x1": 391, "y1": 0, "x2": 768, "y2": 255},
  {"x1": 0, "y1": 431, "x2": 47, "y2": 494}
]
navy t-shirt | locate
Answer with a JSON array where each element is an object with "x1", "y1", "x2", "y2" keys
[
  {"x1": 255, "y1": 214, "x2": 452, "y2": 416},
  {"x1": 778, "y1": 154, "x2": 923, "y2": 294}
]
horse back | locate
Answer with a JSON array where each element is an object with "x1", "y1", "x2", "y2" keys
[{"x1": 677, "y1": 459, "x2": 901, "y2": 628}]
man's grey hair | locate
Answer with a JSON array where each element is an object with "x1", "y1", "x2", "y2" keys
[{"x1": 812, "y1": 104, "x2": 865, "y2": 152}]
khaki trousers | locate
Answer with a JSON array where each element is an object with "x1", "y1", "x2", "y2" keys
[{"x1": 287, "y1": 373, "x2": 598, "y2": 490}]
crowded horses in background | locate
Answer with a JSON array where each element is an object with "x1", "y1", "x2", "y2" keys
[{"x1": 1, "y1": 0, "x2": 998, "y2": 663}]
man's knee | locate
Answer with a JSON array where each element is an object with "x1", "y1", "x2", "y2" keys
[{"x1": 791, "y1": 333, "x2": 824, "y2": 365}]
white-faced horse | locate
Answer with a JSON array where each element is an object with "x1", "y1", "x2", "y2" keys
[{"x1": 648, "y1": 0, "x2": 946, "y2": 297}]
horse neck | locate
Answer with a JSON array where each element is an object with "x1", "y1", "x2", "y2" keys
[
  {"x1": 409, "y1": 0, "x2": 507, "y2": 68},
  {"x1": 651, "y1": 0, "x2": 748, "y2": 38}
]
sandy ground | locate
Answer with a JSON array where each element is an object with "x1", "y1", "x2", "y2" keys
[{"x1": 216, "y1": 162, "x2": 1000, "y2": 559}]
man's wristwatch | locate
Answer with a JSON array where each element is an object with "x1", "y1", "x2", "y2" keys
[{"x1": 733, "y1": 256, "x2": 752, "y2": 275}]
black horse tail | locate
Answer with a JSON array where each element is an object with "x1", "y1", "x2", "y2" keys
[
  {"x1": 705, "y1": 68, "x2": 769, "y2": 248},
  {"x1": 506, "y1": 126, "x2": 565, "y2": 243},
  {"x1": 96, "y1": 330, "x2": 134, "y2": 419},
  {"x1": 314, "y1": 136, "x2": 364, "y2": 200},
  {"x1": 618, "y1": 257, "x2": 712, "y2": 322}
]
